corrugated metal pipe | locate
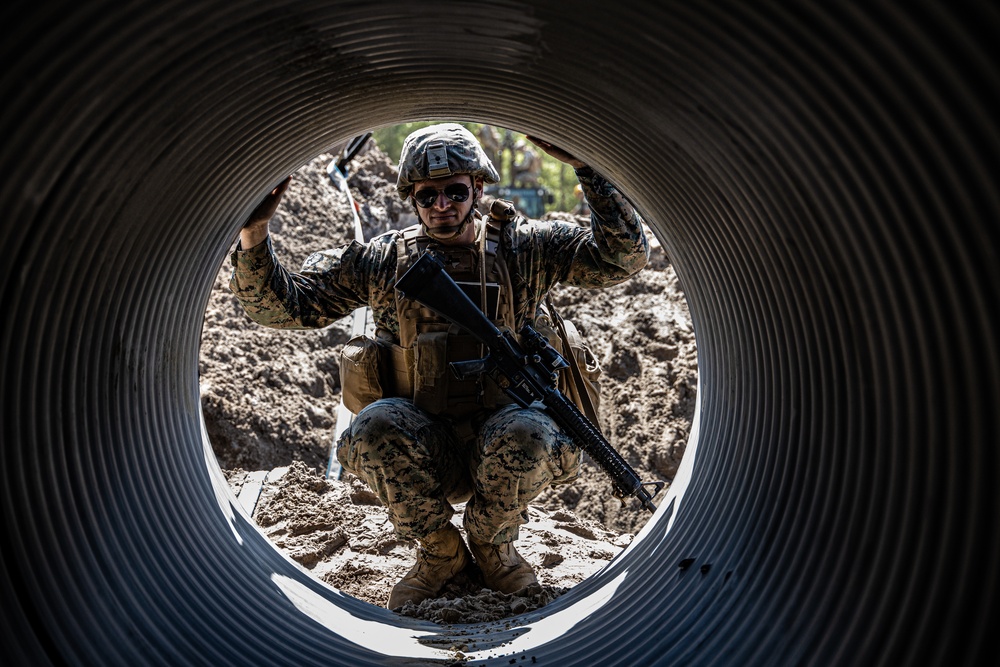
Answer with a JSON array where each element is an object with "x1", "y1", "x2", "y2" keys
[{"x1": 1, "y1": 2, "x2": 997, "y2": 665}]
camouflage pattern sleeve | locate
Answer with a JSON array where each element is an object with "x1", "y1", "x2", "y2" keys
[
  {"x1": 565, "y1": 166, "x2": 649, "y2": 286},
  {"x1": 503, "y1": 166, "x2": 649, "y2": 325},
  {"x1": 228, "y1": 233, "x2": 399, "y2": 330}
]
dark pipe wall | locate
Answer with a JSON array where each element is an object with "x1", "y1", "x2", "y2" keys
[{"x1": 2, "y1": 2, "x2": 997, "y2": 665}]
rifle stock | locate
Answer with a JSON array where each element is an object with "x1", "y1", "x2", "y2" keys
[{"x1": 396, "y1": 251, "x2": 664, "y2": 513}]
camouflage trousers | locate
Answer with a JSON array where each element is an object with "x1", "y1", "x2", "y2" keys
[{"x1": 336, "y1": 397, "x2": 581, "y2": 545}]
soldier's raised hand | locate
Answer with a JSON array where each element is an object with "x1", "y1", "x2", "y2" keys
[
  {"x1": 525, "y1": 136, "x2": 586, "y2": 169},
  {"x1": 240, "y1": 176, "x2": 291, "y2": 248}
]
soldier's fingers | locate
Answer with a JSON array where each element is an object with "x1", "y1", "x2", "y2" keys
[{"x1": 272, "y1": 175, "x2": 292, "y2": 196}]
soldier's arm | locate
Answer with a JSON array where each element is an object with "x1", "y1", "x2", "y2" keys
[
  {"x1": 229, "y1": 234, "x2": 393, "y2": 329},
  {"x1": 510, "y1": 168, "x2": 648, "y2": 293},
  {"x1": 564, "y1": 165, "x2": 649, "y2": 286},
  {"x1": 522, "y1": 137, "x2": 649, "y2": 288},
  {"x1": 240, "y1": 176, "x2": 290, "y2": 250}
]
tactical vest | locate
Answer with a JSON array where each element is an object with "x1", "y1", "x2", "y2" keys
[
  {"x1": 390, "y1": 206, "x2": 517, "y2": 417},
  {"x1": 340, "y1": 199, "x2": 603, "y2": 427}
]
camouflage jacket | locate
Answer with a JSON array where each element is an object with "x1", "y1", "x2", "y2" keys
[{"x1": 230, "y1": 166, "x2": 649, "y2": 339}]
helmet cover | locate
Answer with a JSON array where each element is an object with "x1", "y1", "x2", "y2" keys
[{"x1": 396, "y1": 123, "x2": 500, "y2": 199}]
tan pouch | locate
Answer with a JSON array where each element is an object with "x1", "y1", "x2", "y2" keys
[
  {"x1": 387, "y1": 343, "x2": 414, "y2": 399},
  {"x1": 537, "y1": 314, "x2": 603, "y2": 429},
  {"x1": 562, "y1": 319, "x2": 603, "y2": 424},
  {"x1": 339, "y1": 335, "x2": 387, "y2": 414},
  {"x1": 413, "y1": 331, "x2": 450, "y2": 414}
]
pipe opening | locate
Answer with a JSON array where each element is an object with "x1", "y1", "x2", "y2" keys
[{"x1": 199, "y1": 121, "x2": 698, "y2": 622}]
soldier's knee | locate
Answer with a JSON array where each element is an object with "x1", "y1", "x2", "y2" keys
[
  {"x1": 500, "y1": 426, "x2": 549, "y2": 460},
  {"x1": 354, "y1": 397, "x2": 412, "y2": 429},
  {"x1": 481, "y1": 411, "x2": 555, "y2": 465},
  {"x1": 480, "y1": 408, "x2": 580, "y2": 482},
  {"x1": 487, "y1": 407, "x2": 553, "y2": 443},
  {"x1": 339, "y1": 398, "x2": 426, "y2": 469}
]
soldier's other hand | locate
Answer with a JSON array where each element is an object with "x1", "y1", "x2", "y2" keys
[
  {"x1": 525, "y1": 136, "x2": 586, "y2": 169},
  {"x1": 244, "y1": 176, "x2": 292, "y2": 229},
  {"x1": 240, "y1": 175, "x2": 291, "y2": 249}
]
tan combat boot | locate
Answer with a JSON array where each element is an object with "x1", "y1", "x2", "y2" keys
[
  {"x1": 387, "y1": 524, "x2": 471, "y2": 609},
  {"x1": 468, "y1": 538, "x2": 538, "y2": 594}
]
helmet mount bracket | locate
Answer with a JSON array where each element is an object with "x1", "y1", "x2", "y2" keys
[{"x1": 426, "y1": 143, "x2": 452, "y2": 178}]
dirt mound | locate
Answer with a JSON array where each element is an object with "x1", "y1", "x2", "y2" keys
[{"x1": 228, "y1": 461, "x2": 629, "y2": 620}]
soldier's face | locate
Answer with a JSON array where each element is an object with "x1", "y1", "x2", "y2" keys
[{"x1": 412, "y1": 174, "x2": 478, "y2": 242}]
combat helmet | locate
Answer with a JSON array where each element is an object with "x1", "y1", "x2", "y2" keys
[{"x1": 396, "y1": 123, "x2": 500, "y2": 200}]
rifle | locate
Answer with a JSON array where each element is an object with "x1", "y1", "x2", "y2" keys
[{"x1": 395, "y1": 251, "x2": 664, "y2": 513}]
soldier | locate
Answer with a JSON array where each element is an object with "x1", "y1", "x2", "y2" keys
[{"x1": 231, "y1": 123, "x2": 648, "y2": 609}]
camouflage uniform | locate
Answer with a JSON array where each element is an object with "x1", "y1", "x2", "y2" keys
[
  {"x1": 335, "y1": 398, "x2": 580, "y2": 543},
  {"x1": 230, "y1": 165, "x2": 648, "y2": 544}
]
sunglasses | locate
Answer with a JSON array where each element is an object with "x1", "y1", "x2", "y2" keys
[{"x1": 412, "y1": 183, "x2": 472, "y2": 208}]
